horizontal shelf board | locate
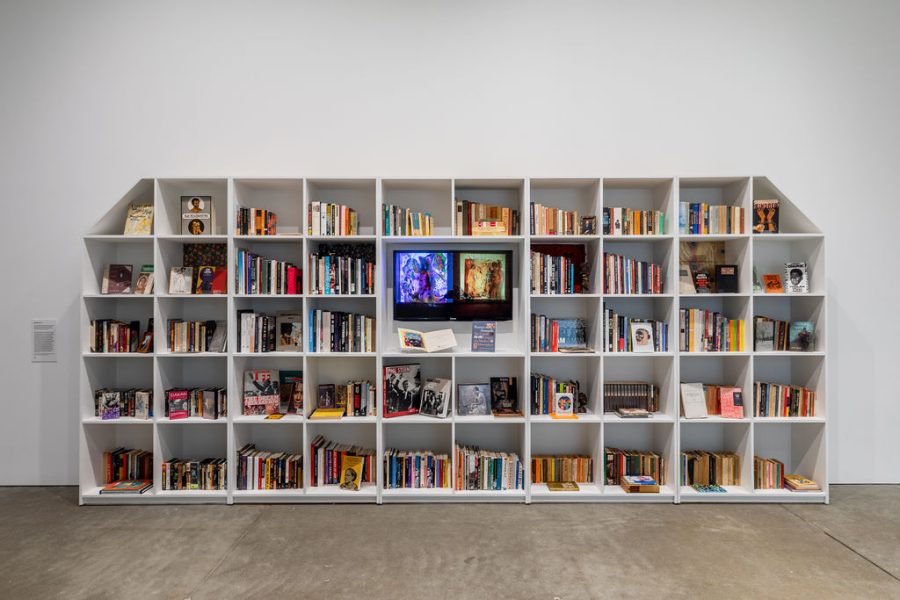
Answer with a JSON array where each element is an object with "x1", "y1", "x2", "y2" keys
[
  {"x1": 307, "y1": 416, "x2": 377, "y2": 424},
  {"x1": 602, "y1": 352, "x2": 674, "y2": 357},
  {"x1": 233, "y1": 235, "x2": 303, "y2": 242},
  {"x1": 751, "y1": 233, "x2": 824, "y2": 241},
  {"x1": 530, "y1": 293, "x2": 603, "y2": 298},
  {"x1": 602, "y1": 235, "x2": 674, "y2": 241},
  {"x1": 232, "y1": 415, "x2": 305, "y2": 423},
  {"x1": 532, "y1": 351, "x2": 601, "y2": 357},
  {"x1": 233, "y1": 489, "x2": 304, "y2": 497},
  {"x1": 307, "y1": 235, "x2": 377, "y2": 241},
  {"x1": 156, "y1": 489, "x2": 228, "y2": 498},
  {"x1": 158, "y1": 235, "x2": 229, "y2": 242},
  {"x1": 157, "y1": 417, "x2": 227, "y2": 425},
  {"x1": 448, "y1": 235, "x2": 525, "y2": 242},
  {"x1": 604, "y1": 293, "x2": 674, "y2": 298},
  {"x1": 157, "y1": 294, "x2": 227, "y2": 299},
  {"x1": 753, "y1": 417, "x2": 826, "y2": 424},
  {"x1": 84, "y1": 235, "x2": 154, "y2": 244},
  {"x1": 233, "y1": 294, "x2": 304, "y2": 299},
  {"x1": 382, "y1": 348, "x2": 524, "y2": 357},
  {"x1": 453, "y1": 489, "x2": 525, "y2": 497},
  {"x1": 678, "y1": 234, "x2": 748, "y2": 241},
  {"x1": 455, "y1": 415, "x2": 525, "y2": 424},
  {"x1": 753, "y1": 351, "x2": 825, "y2": 357},
  {"x1": 83, "y1": 294, "x2": 153, "y2": 299},
  {"x1": 753, "y1": 489, "x2": 827, "y2": 498},
  {"x1": 530, "y1": 483, "x2": 604, "y2": 498},
  {"x1": 232, "y1": 352, "x2": 304, "y2": 358},
  {"x1": 307, "y1": 351, "x2": 376, "y2": 357},
  {"x1": 679, "y1": 352, "x2": 751, "y2": 356},
  {"x1": 82, "y1": 352, "x2": 153, "y2": 358},
  {"x1": 679, "y1": 292, "x2": 749, "y2": 298},
  {"x1": 602, "y1": 484, "x2": 676, "y2": 498},
  {"x1": 81, "y1": 487, "x2": 158, "y2": 503},
  {"x1": 156, "y1": 352, "x2": 227, "y2": 358},
  {"x1": 531, "y1": 235, "x2": 602, "y2": 242},
  {"x1": 752, "y1": 292, "x2": 826, "y2": 298},
  {"x1": 306, "y1": 484, "x2": 377, "y2": 497},
  {"x1": 679, "y1": 485, "x2": 754, "y2": 501},
  {"x1": 383, "y1": 415, "x2": 451, "y2": 424},
  {"x1": 530, "y1": 414, "x2": 602, "y2": 423},
  {"x1": 679, "y1": 416, "x2": 749, "y2": 424},
  {"x1": 307, "y1": 294, "x2": 375, "y2": 299},
  {"x1": 603, "y1": 413, "x2": 675, "y2": 423},
  {"x1": 381, "y1": 487, "x2": 454, "y2": 496},
  {"x1": 82, "y1": 417, "x2": 153, "y2": 425}
]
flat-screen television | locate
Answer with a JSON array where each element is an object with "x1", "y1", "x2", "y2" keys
[{"x1": 393, "y1": 250, "x2": 514, "y2": 321}]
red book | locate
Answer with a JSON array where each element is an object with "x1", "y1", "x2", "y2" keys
[
  {"x1": 168, "y1": 390, "x2": 189, "y2": 420},
  {"x1": 287, "y1": 267, "x2": 298, "y2": 295}
]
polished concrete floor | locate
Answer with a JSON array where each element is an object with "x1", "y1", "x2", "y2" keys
[{"x1": 0, "y1": 486, "x2": 898, "y2": 599}]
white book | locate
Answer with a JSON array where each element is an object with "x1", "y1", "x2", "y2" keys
[{"x1": 680, "y1": 382, "x2": 708, "y2": 419}]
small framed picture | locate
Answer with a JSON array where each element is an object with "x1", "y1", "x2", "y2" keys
[
  {"x1": 457, "y1": 383, "x2": 491, "y2": 416},
  {"x1": 553, "y1": 392, "x2": 574, "y2": 417},
  {"x1": 579, "y1": 216, "x2": 597, "y2": 235},
  {"x1": 783, "y1": 262, "x2": 809, "y2": 294},
  {"x1": 630, "y1": 322, "x2": 655, "y2": 353}
]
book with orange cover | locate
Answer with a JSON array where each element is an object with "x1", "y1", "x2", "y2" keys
[{"x1": 762, "y1": 274, "x2": 784, "y2": 293}]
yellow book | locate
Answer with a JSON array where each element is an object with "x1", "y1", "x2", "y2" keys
[
  {"x1": 339, "y1": 455, "x2": 364, "y2": 491},
  {"x1": 309, "y1": 408, "x2": 344, "y2": 420}
]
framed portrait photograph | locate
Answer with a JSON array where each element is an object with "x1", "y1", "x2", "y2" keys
[{"x1": 630, "y1": 322, "x2": 655, "y2": 353}]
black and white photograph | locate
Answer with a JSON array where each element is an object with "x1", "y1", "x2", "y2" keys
[
  {"x1": 316, "y1": 384, "x2": 335, "y2": 409},
  {"x1": 383, "y1": 364, "x2": 421, "y2": 417},
  {"x1": 784, "y1": 261, "x2": 809, "y2": 294},
  {"x1": 419, "y1": 378, "x2": 451, "y2": 418},
  {"x1": 630, "y1": 322, "x2": 655, "y2": 353},
  {"x1": 457, "y1": 383, "x2": 490, "y2": 416}
]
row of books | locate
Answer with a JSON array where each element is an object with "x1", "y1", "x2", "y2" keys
[
  {"x1": 679, "y1": 203, "x2": 746, "y2": 235},
  {"x1": 605, "y1": 448, "x2": 667, "y2": 485},
  {"x1": 679, "y1": 309, "x2": 746, "y2": 352},
  {"x1": 681, "y1": 450, "x2": 741, "y2": 487},
  {"x1": 308, "y1": 202, "x2": 359, "y2": 236},
  {"x1": 754, "y1": 456, "x2": 784, "y2": 490},
  {"x1": 242, "y1": 370, "x2": 303, "y2": 416},
  {"x1": 532, "y1": 454, "x2": 593, "y2": 484},
  {"x1": 455, "y1": 199, "x2": 520, "y2": 236},
  {"x1": 234, "y1": 248, "x2": 301, "y2": 295},
  {"x1": 309, "y1": 435, "x2": 375, "y2": 487},
  {"x1": 680, "y1": 383, "x2": 744, "y2": 419},
  {"x1": 165, "y1": 388, "x2": 227, "y2": 420},
  {"x1": 754, "y1": 382, "x2": 816, "y2": 417},
  {"x1": 530, "y1": 315, "x2": 588, "y2": 353},
  {"x1": 529, "y1": 203, "x2": 593, "y2": 236},
  {"x1": 530, "y1": 374, "x2": 582, "y2": 415},
  {"x1": 603, "y1": 307, "x2": 669, "y2": 353},
  {"x1": 310, "y1": 381, "x2": 376, "y2": 419},
  {"x1": 603, "y1": 253, "x2": 664, "y2": 295},
  {"x1": 235, "y1": 207, "x2": 277, "y2": 236},
  {"x1": 382, "y1": 203, "x2": 434, "y2": 236},
  {"x1": 530, "y1": 251, "x2": 582, "y2": 295},
  {"x1": 236, "y1": 444, "x2": 303, "y2": 490},
  {"x1": 308, "y1": 252, "x2": 375, "y2": 295},
  {"x1": 604, "y1": 207, "x2": 666, "y2": 236},
  {"x1": 167, "y1": 319, "x2": 226, "y2": 353},
  {"x1": 308, "y1": 310, "x2": 376, "y2": 353},
  {"x1": 237, "y1": 311, "x2": 302, "y2": 353},
  {"x1": 754, "y1": 317, "x2": 816, "y2": 352},
  {"x1": 384, "y1": 449, "x2": 451, "y2": 489},
  {"x1": 603, "y1": 382, "x2": 659, "y2": 413},
  {"x1": 89, "y1": 319, "x2": 143, "y2": 353},
  {"x1": 94, "y1": 388, "x2": 152, "y2": 420},
  {"x1": 454, "y1": 445, "x2": 525, "y2": 490},
  {"x1": 161, "y1": 458, "x2": 227, "y2": 491},
  {"x1": 104, "y1": 448, "x2": 153, "y2": 484}
]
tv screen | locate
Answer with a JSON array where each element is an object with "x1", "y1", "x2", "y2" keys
[{"x1": 393, "y1": 250, "x2": 513, "y2": 321}]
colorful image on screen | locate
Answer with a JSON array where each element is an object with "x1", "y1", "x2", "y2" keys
[
  {"x1": 459, "y1": 252, "x2": 507, "y2": 301},
  {"x1": 395, "y1": 252, "x2": 452, "y2": 304}
]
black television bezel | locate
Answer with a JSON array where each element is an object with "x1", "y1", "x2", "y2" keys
[{"x1": 393, "y1": 249, "x2": 514, "y2": 322}]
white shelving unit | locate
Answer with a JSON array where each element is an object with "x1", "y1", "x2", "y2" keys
[{"x1": 80, "y1": 176, "x2": 827, "y2": 504}]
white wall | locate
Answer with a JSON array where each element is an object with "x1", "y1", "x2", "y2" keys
[{"x1": 1, "y1": 0, "x2": 898, "y2": 484}]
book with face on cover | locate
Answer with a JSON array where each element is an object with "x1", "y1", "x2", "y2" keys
[
  {"x1": 181, "y1": 196, "x2": 214, "y2": 236},
  {"x1": 384, "y1": 364, "x2": 422, "y2": 417},
  {"x1": 102, "y1": 264, "x2": 133, "y2": 294},
  {"x1": 168, "y1": 267, "x2": 193, "y2": 295},
  {"x1": 339, "y1": 455, "x2": 364, "y2": 491},
  {"x1": 784, "y1": 262, "x2": 809, "y2": 294},
  {"x1": 419, "y1": 378, "x2": 451, "y2": 418},
  {"x1": 789, "y1": 321, "x2": 815, "y2": 352},
  {"x1": 134, "y1": 265, "x2": 154, "y2": 295}
]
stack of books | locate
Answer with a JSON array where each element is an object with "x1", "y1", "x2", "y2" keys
[
  {"x1": 754, "y1": 382, "x2": 816, "y2": 417},
  {"x1": 383, "y1": 449, "x2": 451, "y2": 489},
  {"x1": 603, "y1": 252, "x2": 664, "y2": 294},
  {"x1": 236, "y1": 444, "x2": 303, "y2": 490},
  {"x1": 679, "y1": 203, "x2": 745, "y2": 234},
  {"x1": 530, "y1": 374, "x2": 581, "y2": 415},
  {"x1": 603, "y1": 207, "x2": 666, "y2": 236},
  {"x1": 679, "y1": 309, "x2": 745, "y2": 352},
  {"x1": 235, "y1": 207, "x2": 277, "y2": 235},
  {"x1": 308, "y1": 310, "x2": 376, "y2": 353},
  {"x1": 383, "y1": 203, "x2": 434, "y2": 236},
  {"x1": 455, "y1": 199, "x2": 520, "y2": 236},
  {"x1": 603, "y1": 382, "x2": 659, "y2": 414},
  {"x1": 531, "y1": 455, "x2": 593, "y2": 484},
  {"x1": 309, "y1": 435, "x2": 375, "y2": 487},
  {"x1": 235, "y1": 248, "x2": 301, "y2": 295},
  {"x1": 308, "y1": 202, "x2": 359, "y2": 236},
  {"x1": 308, "y1": 250, "x2": 375, "y2": 295},
  {"x1": 681, "y1": 451, "x2": 741, "y2": 487},
  {"x1": 605, "y1": 448, "x2": 666, "y2": 486},
  {"x1": 454, "y1": 444, "x2": 524, "y2": 490},
  {"x1": 161, "y1": 458, "x2": 227, "y2": 491},
  {"x1": 754, "y1": 456, "x2": 784, "y2": 490}
]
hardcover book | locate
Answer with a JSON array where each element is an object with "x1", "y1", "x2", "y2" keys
[
  {"x1": 242, "y1": 370, "x2": 280, "y2": 415},
  {"x1": 762, "y1": 274, "x2": 784, "y2": 294},
  {"x1": 398, "y1": 328, "x2": 457, "y2": 353},
  {"x1": 275, "y1": 312, "x2": 303, "y2": 351},
  {"x1": 168, "y1": 267, "x2": 193, "y2": 295},
  {"x1": 715, "y1": 264, "x2": 738, "y2": 293},
  {"x1": 552, "y1": 391, "x2": 576, "y2": 419},
  {"x1": 457, "y1": 383, "x2": 490, "y2": 416},
  {"x1": 102, "y1": 264, "x2": 133, "y2": 294},
  {"x1": 383, "y1": 364, "x2": 422, "y2": 417},
  {"x1": 134, "y1": 265, "x2": 154, "y2": 295},
  {"x1": 718, "y1": 387, "x2": 744, "y2": 419},
  {"x1": 123, "y1": 203, "x2": 153, "y2": 236},
  {"x1": 754, "y1": 318, "x2": 775, "y2": 351},
  {"x1": 194, "y1": 266, "x2": 226, "y2": 294},
  {"x1": 547, "y1": 481, "x2": 580, "y2": 492},
  {"x1": 100, "y1": 391, "x2": 120, "y2": 420},
  {"x1": 630, "y1": 322, "x2": 655, "y2": 353},
  {"x1": 680, "y1": 383, "x2": 708, "y2": 419},
  {"x1": 339, "y1": 455, "x2": 364, "y2": 491},
  {"x1": 167, "y1": 389, "x2": 189, "y2": 420},
  {"x1": 620, "y1": 475, "x2": 660, "y2": 493},
  {"x1": 471, "y1": 321, "x2": 496, "y2": 352},
  {"x1": 135, "y1": 390, "x2": 151, "y2": 420},
  {"x1": 788, "y1": 321, "x2": 815, "y2": 352},
  {"x1": 181, "y1": 195, "x2": 215, "y2": 235},
  {"x1": 784, "y1": 262, "x2": 809, "y2": 294},
  {"x1": 490, "y1": 377, "x2": 520, "y2": 416},
  {"x1": 279, "y1": 371, "x2": 303, "y2": 415},
  {"x1": 420, "y1": 378, "x2": 451, "y2": 418}
]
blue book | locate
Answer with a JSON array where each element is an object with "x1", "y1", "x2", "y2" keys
[{"x1": 471, "y1": 321, "x2": 496, "y2": 352}]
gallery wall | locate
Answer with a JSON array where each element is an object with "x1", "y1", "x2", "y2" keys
[{"x1": 1, "y1": 0, "x2": 898, "y2": 484}]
